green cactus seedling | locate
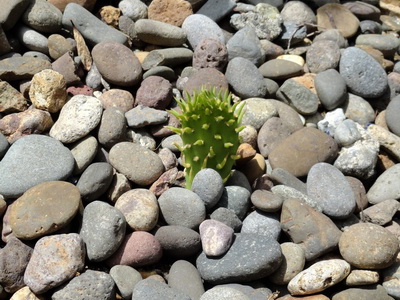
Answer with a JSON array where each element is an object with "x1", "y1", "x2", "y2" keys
[{"x1": 166, "y1": 88, "x2": 245, "y2": 189}]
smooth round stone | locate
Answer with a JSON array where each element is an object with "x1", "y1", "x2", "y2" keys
[
  {"x1": 148, "y1": 0, "x2": 193, "y2": 27},
  {"x1": 386, "y1": 96, "x2": 400, "y2": 137},
  {"x1": 257, "y1": 117, "x2": 292, "y2": 158},
  {"x1": 339, "y1": 223, "x2": 399, "y2": 269},
  {"x1": 47, "y1": 34, "x2": 74, "y2": 60},
  {"x1": 68, "y1": 135, "x2": 98, "y2": 175},
  {"x1": 80, "y1": 201, "x2": 126, "y2": 262},
  {"x1": 115, "y1": 189, "x2": 159, "y2": 231},
  {"x1": 9, "y1": 181, "x2": 80, "y2": 240},
  {"x1": 109, "y1": 265, "x2": 142, "y2": 300},
  {"x1": 271, "y1": 168, "x2": 307, "y2": 194},
  {"x1": 251, "y1": 189, "x2": 283, "y2": 212},
  {"x1": 332, "y1": 285, "x2": 393, "y2": 300},
  {"x1": 259, "y1": 59, "x2": 304, "y2": 80},
  {"x1": 313, "y1": 29, "x2": 348, "y2": 49},
  {"x1": 240, "y1": 153, "x2": 266, "y2": 184},
  {"x1": 343, "y1": 1, "x2": 380, "y2": 20},
  {"x1": 269, "y1": 242, "x2": 305, "y2": 285},
  {"x1": 158, "y1": 187, "x2": 206, "y2": 229},
  {"x1": 306, "y1": 40, "x2": 341, "y2": 74},
  {"x1": 125, "y1": 105, "x2": 168, "y2": 128},
  {"x1": 99, "y1": 89, "x2": 135, "y2": 113},
  {"x1": 340, "y1": 93, "x2": 375, "y2": 126},
  {"x1": 135, "y1": 75, "x2": 172, "y2": 109},
  {"x1": 315, "y1": 69, "x2": 347, "y2": 110},
  {"x1": 334, "y1": 119, "x2": 362, "y2": 147},
  {"x1": 118, "y1": 0, "x2": 148, "y2": 21},
  {"x1": 128, "y1": 129, "x2": 157, "y2": 150},
  {"x1": 199, "y1": 219, "x2": 234, "y2": 256},
  {"x1": 15, "y1": 25, "x2": 48, "y2": 54},
  {"x1": 107, "y1": 172, "x2": 132, "y2": 203},
  {"x1": 192, "y1": 38, "x2": 228, "y2": 72},
  {"x1": 0, "y1": 135, "x2": 74, "y2": 198},
  {"x1": 356, "y1": 34, "x2": 400, "y2": 58},
  {"x1": 191, "y1": 168, "x2": 224, "y2": 210},
  {"x1": 216, "y1": 186, "x2": 251, "y2": 220},
  {"x1": 196, "y1": 233, "x2": 282, "y2": 284},
  {"x1": 280, "y1": 1, "x2": 316, "y2": 31},
  {"x1": 307, "y1": 162, "x2": 356, "y2": 219},
  {"x1": 98, "y1": 107, "x2": 127, "y2": 148},
  {"x1": 0, "y1": 132, "x2": 9, "y2": 159},
  {"x1": 269, "y1": 99, "x2": 304, "y2": 133},
  {"x1": 239, "y1": 98, "x2": 277, "y2": 131},
  {"x1": 226, "y1": 26, "x2": 265, "y2": 66},
  {"x1": 346, "y1": 269, "x2": 380, "y2": 286},
  {"x1": 168, "y1": 260, "x2": 205, "y2": 300},
  {"x1": 50, "y1": 95, "x2": 103, "y2": 144},
  {"x1": 210, "y1": 207, "x2": 243, "y2": 232},
  {"x1": 109, "y1": 142, "x2": 164, "y2": 186},
  {"x1": 346, "y1": 176, "x2": 368, "y2": 213},
  {"x1": 288, "y1": 259, "x2": 351, "y2": 295},
  {"x1": 155, "y1": 225, "x2": 201, "y2": 258},
  {"x1": 183, "y1": 67, "x2": 228, "y2": 97},
  {"x1": 367, "y1": 164, "x2": 400, "y2": 204},
  {"x1": 269, "y1": 127, "x2": 338, "y2": 177},
  {"x1": 106, "y1": 231, "x2": 162, "y2": 267},
  {"x1": 182, "y1": 14, "x2": 224, "y2": 50},
  {"x1": 317, "y1": 3, "x2": 360, "y2": 38},
  {"x1": 135, "y1": 19, "x2": 186, "y2": 47},
  {"x1": 143, "y1": 65, "x2": 176, "y2": 81},
  {"x1": 24, "y1": 233, "x2": 85, "y2": 294},
  {"x1": 132, "y1": 278, "x2": 191, "y2": 300},
  {"x1": 339, "y1": 47, "x2": 388, "y2": 99},
  {"x1": 92, "y1": 41, "x2": 142, "y2": 87},
  {"x1": 360, "y1": 20, "x2": 382, "y2": 34},
  {"x1": 51, "y1": 270, "x2": 115, "y2": 300},
  {"x1": 22, "y1": 0, "x2": 62, "y2": 33},
  {"x1": 62, "y1": 3, "x2": 128, "y2": 45},
  {"x1": 200, "y1": 286, "x2": 250, "y2": 300},
  {"x1": 0, "y1": 0, "x2": 31, "y2": 31},
  {"x1": 241, "y1": 210, "x2": 281, "y2": 239}
]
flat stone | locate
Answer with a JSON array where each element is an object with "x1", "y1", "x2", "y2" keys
[
  {"x1": 196, "y1": 233, "x2": 282, "y2": 284},
  {"x1": 0, "y1": 81, "x2": 28, "y2": 113},
  {"x1": 356, "y1": 34, "x2": 400, "y2": 58},
  {"x1": 15, "y1": 25, "x2": 49, "y2": 54},
  {"x1": 135, "y1": 19, "x2": 187, "y2": 47},
  {"x1": 346, "y1": 270, "x2": 380, "y2": 286},
  {"x1": 361, "y1": 199, "x2": 400, "y2": 226},
  {"x1": 199, "y1": 219, "x2": 234, "y2": 256},
  {"x1": 332, "y1": 285, "x2": 393, "y2": 300},
  {"x1": 0, "y1": 57, "x2": 52, "y2": 81},
  {"x1": 131, "y1": 278, "x2": 191, "y2": 300},
  {"x1": 52, "y1": 51, "x2": 80, "y2": 85},
  {"x1": 196, "y1": 0, "x2": 236, "y2": 22},
  {"x1": 118, "y1": 0, "x2": 148, "y2": 21},
  {"x1": 241, "y1": 210, "x2": 281, "y2": 240},
  {"x1": 0, "y1": 0, "x2": 31, "y2": 31},
  {"x1": 251, "y1": 189, "x2": 284, "y2": 213},
  {"x1": 142, "y1": 48, "x2": 193, "y2": 70},
  {"x1": 22, "y1": 0, "x2": 62, "y2": 33},
  {"x1": 341, "y1": 93, "x2": 375, "y2": 126},
  {"x1": 79, "y1": 201, "x2": 126, "y2": 262},
  {"x1": 259, "y1": 59, "x2": 304, "y2": 80},
  {"x1": 269, "y1": 127, "x2": 339, "y2": 177},
  {"x1": 68, "y1": 135, "x2": 98, "y2": 175},
  {"x1": 24, "y1": 233, "x2": 85, "y2": 294},
  {"x1": 0, "y1": 135, "x2": 74, "y2": 198},
  {"x1": 339, "y1": 223, "x2": 399, "y2": 269},
  {"x1": 270, "y1": 168, "x2": 307, "y2": 194},
  {"x1": 367, "y1": 163, "x2": 400, "y2": 204},
  {"x1": 109, "y1": 142, "x2": 164, "y2": 186},
  {"x1": 281, "y1": 198, "x2": 343, "y2": 261},
  {"x1": 109, "y1": 265, "x2": 142, "y2": 300}
]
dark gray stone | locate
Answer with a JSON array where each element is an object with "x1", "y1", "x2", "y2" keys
[
  {"x1": 210, "y1": 207, "x2": 243, "y2": 232},
  {"x1": 191, "y1": 168, "x2": 224, "y2": 210},
  {"x1": 241, "y1": 210, "x2": 281, "y2": 240},
  {"x1": 386, "y1": 95, "x2": 400, "y2": 137},
  {"x1": 315, "y1": 68, "x2": 348, "y2": 110},
  {"x1": 216, "y1": 186, "x2": 251, "y2": 220},
  {"x1": 359, "y1": 20, "x2": 382, "y2": 34},
  {"x1": 280, "y1": 21, "x2": 307, "y2": 46},
  {"x1": 132, "y1": 278, "x2": 191, "y2": 300},
  {"x1": 109, "y1": 265, "x2": 142, "y2": 300},
  {"x1": 226, "y1": 170, "x2": 252, "y2": 192},
  {"x1": 142, "y1": 48, "x2": 193, "y2": 70},
  {"x1": 196, "y1": 0, "x2": 236, "y2": 22},
  {"x1": 0, "y1": 134, "x2": 74, "y2": 198},
  {"x1": 270, "y1": 168, "x2": 307, "y2": 194},
  {"x1": 196, "y1": 233, "x2": 282, "y2": 284},
  {"x1": 98, "y1": 107, "x2": 127, "y2": 148}
]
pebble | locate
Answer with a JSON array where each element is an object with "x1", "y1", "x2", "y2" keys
[
  {"x1": 315, "y1": 69, "x2": 347, "y2": 110},
  {"x1": 269, "y1": 127, "x2": 338, "y2": 177},
  {"x1": 367, "y1": 163, "x2": 400, "y2": 204},
  {"x1": 68, "y1": 135, "x2": 98, "y2": 175},
  {"x1": 334, "y1": 119, "x2": 362, "y2": 147},
  {"x1": 52, "y1": 52, "x2": 81, "y2": 85},
  {"x1": 196, "y1": 0, "x2": 235, "y2": 22},
  {"x1": 239, "y1": 153, "x2": 266, "y2": 184},
  {"x1": 307, "y1": 162, "x2": 356, "y2": 219},
  {"x1": 109, "y1": 141, "x2": 164, "y2": 186},
  {"x1": 316, "y1": 4, "x2": 359, "y2": 38},
  {"x1": 281, "y1": 1, "x2": 316, "y2": 31},
  {"x1": 0, "y1": 0, "x2": 30, "y2": 31},
  {"x1": 191, "y1": 38, "x2": 227, "y2": 72},
  {"x1": 306, "y1": 40, "x2": 341, "y2": 74},
  {"x1": 148, "y1": 0, "x2": 193, "y2": 27},
  {"x1": 0, "y1": 135, "x2": 74, "y2": 198},
  {"x1": 135, "y1": 19, "x2": 187, "y2": 47},
  {"x1": 200, "y1": 286, "x2": 250, "y2": 300},
  {"x1": 356, "y1": 34, "x2": 400, "y2": 58},
  {"x1": 24, "y1": 233, "x2": 85, "y2": 294},
  {"x1": 135, "y1": 75, "x2": 172, "y2": 109},
  {"x1": 288, "y1": 259, "x2": 351, "y2": 295},
  {"x1": 339, "y1": 46, "x2": 388, "y2": 99},
  {"x1": 239, "y1": 98, "x2": 277, "y2": 131},
  {"x1": 131, "y1": 278, "x2": 191, "y2": 300},
  {"x1": 118, "y1": 0, "x2": 148, "y2": 21},
  {"x1": 0, "y1": 133, "x2": 9, "y2": 159},
  {"x1": 199, "y1": 219, "x2": 234, "y2": 256},
  {"x1": 51, "y1": 270, "x2": 115, "y2": 300},
  {"x1": 97, "y1": 107, "x2": 127, "y2": 148},
  {"x1": 22, "y1": 0, "x2": 62, "y2": 33},
  {"x1": 92, "y1": 41, "x2": 142, "y2": 87},
  {"x1": 339, "y1": 223, "x2": 399, "y2": 269},
  {"x1": 210, "y1": 207, "x2": 243, "y2": 232},
  {"x1": 99, "y1": 89, "x2": 135, "y2": 113},
  {"x1": 196, "y1": 233, "x2": 282, "y2": 284},
  {"x1": 257, "y1": 117, "x2": 291, "y2": 157},
  {"x1": 125, "y1": 105, "x2": 168, "y2": 128},
  {"x1": 271, "y1": 185, "x2": 320, "y2": 211},
  {"x1": 341, "y1": 93, "x2": 375, "y2": 126},
  {"x1": 155, "y1": 225, "x2": 201, "y2": 258},
  {"x1": 216, "y1": 186, "x2": 250, "y2": 220},
  {"x1": 230, "y1": 3, "x2": 282, "y2": 40},
  {"x1": 332, "y1": 285, "x2": 393, "y2": 300},
  {"x1": 109, "y1": 265, "x2": 142, "y2": 300},
  {"x1": 251, "y1": 189, "x2": 284, "y2": 212},
  {"x1": 386, "y1": 95, "x2": 400, "y2": 136},
  {"x1": 259, "y1": 59, "x2": 304, "y2": 80},
  {"x1": 158, "y1": 187, "x2": 206, "y2": 229},
  {"x1": 368, "y1": 124, "x2": 400, "y2": 162},
  {"x1": 15, "y1": 25, "x2": 49, "y2": 54},
  {"x1": 80, "y1": 201, "x2": 126, "y2": 262},
  {"x1": 269, "y1": 242, "x2": 305, "y2": 285},
  {"x1": 226, "y1": 26, "x2": 265, "y2": 66},
  {"x1": 361, "y1": 199, "x2": 400, "y2": 225},
  {"x1": 107, "y1": 172, "x2": 132, "y2": 203},
  {"x1": 281, "y1": 198, "x2": 342, "y2": 261},
  {"x1": 0, "y1": 81, "x2": 28, "y2": 113},
  {"x1": 168, "y1": 260, "x2": 205, "y2": 300},
  {"x1": 106, "y1": 231, "x2": 162, "y2": 267},
  {"x1": 270, "y1": 167, "x2": 307, "y2": 194},
  {"x1": 114, "y1": 188, "x2": 159, "y2": 231},
  {"x1": 48, "y1": 34, "x2": 74, "y2": 60},
  {"x1": 241, "y1": 210, "x2": 281, "y2": 240},
  {"x1": 183, "y1": 67, "x2": 228, "y2": 95},
  {"x1": 345, "y1": 269, "x2": 380, "y2": 286},
  {"x1": 62, "y1": 3, "x2": 128, "y2": 46},
  {"x1": 0, "y1": 57, "x2": 52, "y2": 81},
  {"x1": 191, "y1": 168, "x2": 224, "y2": 210},
  {"x1": 0, "y1": 237, "x2": 33, "y2": 293}
]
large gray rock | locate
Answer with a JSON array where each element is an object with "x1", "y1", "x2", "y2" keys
[
  {"x1": 132, "y1": 278, "x2": 191, "y2": 300},
  {"x1": 367, "y1": 163, "x2": 400, "y2": 204}
]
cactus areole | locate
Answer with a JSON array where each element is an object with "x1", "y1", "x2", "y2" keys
[{"x1": 166, "y1": 88, "x2": 245, "y2": 189}]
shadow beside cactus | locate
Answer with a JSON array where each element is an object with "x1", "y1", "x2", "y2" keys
[{"x1": 166, "y1": 88, "x2": 245, "y2": 189}]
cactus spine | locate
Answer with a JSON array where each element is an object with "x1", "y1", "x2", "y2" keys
[{"x1": 166, "y1": 88, "x2": 245, "y2": 189}]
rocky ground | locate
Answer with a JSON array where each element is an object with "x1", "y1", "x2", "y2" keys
[{"x1": 1, "y1": 0, "x2": 400, "y2": 299}]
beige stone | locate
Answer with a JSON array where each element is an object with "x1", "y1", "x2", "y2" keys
[
  {"x1": 346, "y1": 269, "x2": 380, "y2": 286},
  {"x1": 0, "y1": 81, "x2": 28, "y2": 113},
  {"x1": 29, "y1": 69, "x2": 67, "y2": 113},
  {"x1": 317, "y1": 4, "x2": 360, "y2": 38},
  {"x1": 99, "y1": 5, "x2": 121, "y2": 27},
  {"x1": 148, "y1": 0, "x2": 193, "y2": 27},
  {"x1": 277, "y1": 54, "x2": 305, "y2": 66},
  {"x1": 10, "y1": 286, "x2": 45, "y2": 300},
  {"x1": 368, "y1": 124, "x2": 400, "y2": 161}
]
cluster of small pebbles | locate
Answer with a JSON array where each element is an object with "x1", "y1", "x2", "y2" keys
[{"x1": 2, "y1": 0, "x2": 400, "y2": 299}]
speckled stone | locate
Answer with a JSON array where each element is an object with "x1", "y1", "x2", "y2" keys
[
  {"x1": 0, "y1": 57, "x2": 52, "y2": 81},
  {"x1": 99, "y1": 89, "x2": 135, "y2": 113},
  {"x1": 239, "y1": 98, "x2": 278, "y2": 131},
  {"x1": 216, "y1": 186, "x2": 251, "y2": 220},
  {"x1": 306, "y1": 40, "x2": 341, "y2": 74},
  {"x1": 169, "y1": 260, "x2": 205, "y2": 300},
  {"x1": 148, "y1": 0, "x2": 193, "y2": 27},
  {"x1": 97, "y1": 107, "x2": 127, "y2": 148},
  {"x1": 135, "y1": 76, "x2": 172, "y2": 109},
  {"x1": 251, "y1": 189, "x2": 284, "y2": 213},
  {"x1": 199, "y1": 219, "x2": 234, "y2": 256},
  {"x1": 0, "y1": 81, "x2": 28, "y2": 113},
  {"x1": 192, "y1": 38, "x2": 228, "y2": 72},
  {"x1": 22, "y1": 0, "x2": 62, "y2": 33}
]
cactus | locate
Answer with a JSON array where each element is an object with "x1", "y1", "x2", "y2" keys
[{"x1": 166, "y1": 88, "x2": 245, "y2": 189}]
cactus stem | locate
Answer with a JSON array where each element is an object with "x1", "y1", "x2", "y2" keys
[
  {"x1": 235, "y1": 125, "x2": 246, "y2": 133},
  {"x1": 216, "y1": 153, "x2": 229, "y2": 169},
  {"x1": 191, "y1": 114, "x2": 200, "y2": 120}
]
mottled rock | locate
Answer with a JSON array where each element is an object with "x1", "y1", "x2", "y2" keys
[
  {"x1": 135, "y1": 76, "x2": 172, "y2": 109},
  {"x1": 0, "y1": 81, "x2": 28, "y2": 113},
  {"x1": 192, "y1": 38, "x2": 228, "y2": 72},
  {"x1": 346, "y1": 270, "x2": 380, "y2": 286},
  {"x1": 199, "y1": 219, "x2": 234, "y2": 256},
  {"x1": 0, "y1": 57, "x2": 52, "y2": 81},
  {"x1": 317, "y1": 4, "x2": 360, "y2": 38},
  {"x1": 239, "y1": 98, "x2": 278, "y2": 131},
  {"x1": 99, "y1": 89, "x2": 135, "y2": 113},
  {"x1": 148, "y1": 0, "x2": 193, "y2": 27}
]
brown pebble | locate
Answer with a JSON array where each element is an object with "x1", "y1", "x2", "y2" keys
[
  {"x1": 148, "y1": 0, "x2": 193, "y2": 27},
  {"x1": 100, "y1": 89, "x2": 135, "y2": 113}
]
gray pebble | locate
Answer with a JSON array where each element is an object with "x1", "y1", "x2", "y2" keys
[
  {"x1": 86, "y1": 63, "x2": 102, "y2": 90},
  {"x1": 306, "y1": 40, "x2": 341, "y2": 73},
  {"x1": 210, "y1": 207, "x2": 243, "y2": 232},
  {"x1": 0, "y1": 132, "x2": 9, "y2": 159},
  {"x1": 191, "y1": 168, "x2": 224, "y2": 210},
  {"x1": 270, "y1": 168, "x2": 307, "y2": 194},
  {"x1": 361, "y1": 199, "x2": 400, "y2": 226},
  {"x1": 98, "y1": 107, "x2": 127, "y2": 148},
  {"x1": 313, "y1": 29, "x2": 348, "y2": 48},
  {"x1": 271, "y1": 185, "x2": 321, "y2": 212},
  {"x1": 158, "y1": 187, "x2": 206, "y2": 229},
  {"x1": 257, "y1": 117, "x2": 292, "y2": 157},
  {"x1": 367, "y1": 164, "x2": 400, "y2": 204},
  {"x1": 132, "y1": 278, "x2": 191, "y2": 300},
  {"x1": 142, "y1": 48, "x2": 193, "y2": 70},
  {"x1": 241, "y1": 210, "x2": 281, "y2": 240},
  {"x1": 143, "y1": 66, "x2": 176, "y2": 81},
  {"x1": 356, "y1": 33, "x2": 400, "y2": 58},
  {"x1": 200, "y1": 286, "x2": 250, "y2": 300},
  {"x1": 127, "y1": 129, "x2": 157, "y2": 150},
  {"x1": 339, "y1": 46, "x2": 388, "y2": 99},
  {"x1": 334, "y1": 119, "x2": 362, "y2": 147},
  {"x1": 80, "y1": 201, "x2": 126, "y2": 262},
  {"x1": 238, "y1": 98, "x2": 277, "y2": 131},
  {"x1": 119, "y1": 0, "x2": 148, "y2": 21},
  {"x1": 0, "y1": 134, "x2": 74, "y2": 198},
  {"x1": 226, "y1": 169, "x2": 252, "y2": 192},
  {"x1": 22, "y1": 0, "x2": 62, "y2": 33},
  {"x1": 386, "y1": 95, "x2": 400, "y2": 136},
  {"x1": 216, "y1": 186, "x2": 250, "y2": 220},
  {"x1": 280, "y1": 21, "x2": 307, "y2": 46},
  {"x1": 196, "y1": 0, "x2": 236, "y2": 22},
  {"x1": 341, "y1": 93, "x2": 375, "y2": 126},
  {"x1": 135, "y1": 19, "x2": 186, "y2": 47},
  {"x1": 0, "y1": 0, "x2": 31, "y2": 31},
  {"x1": 259, "y1": 59, "x2": 304, "y2": 80},
  {"x1": 281, "y1": 1, "x2": 316, "y2": 31},
  {"x1": 125, "y1": 105, "x2": 168, "y2": 128},
  {"x1": 23, "y1": 50, "x2": 50, "y2": 61},
  {"x1": 315, "y1": 68, "x2": 348, "y2": 110},
  {"x1": 52, "y1": 270, "x2": 116, "y2": 300},
  {"x1": 161, "y1": 134, "x2": 183, "y2": 152},
  {"x1": 110, "y1": 265, "x2": 142, "y2": 300},
  {"x1": 15, "y1": 25, "x2": 48, "y2": 54},
  {"x1": 250, "y1": 189, "x2": 283, "y2": 213},
  {"x1": 68, "y1": 135, "x2": 98, "y2": 175},
  {"x1": 360, "y1": 20, "x2": 382, "y2": 34}
]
